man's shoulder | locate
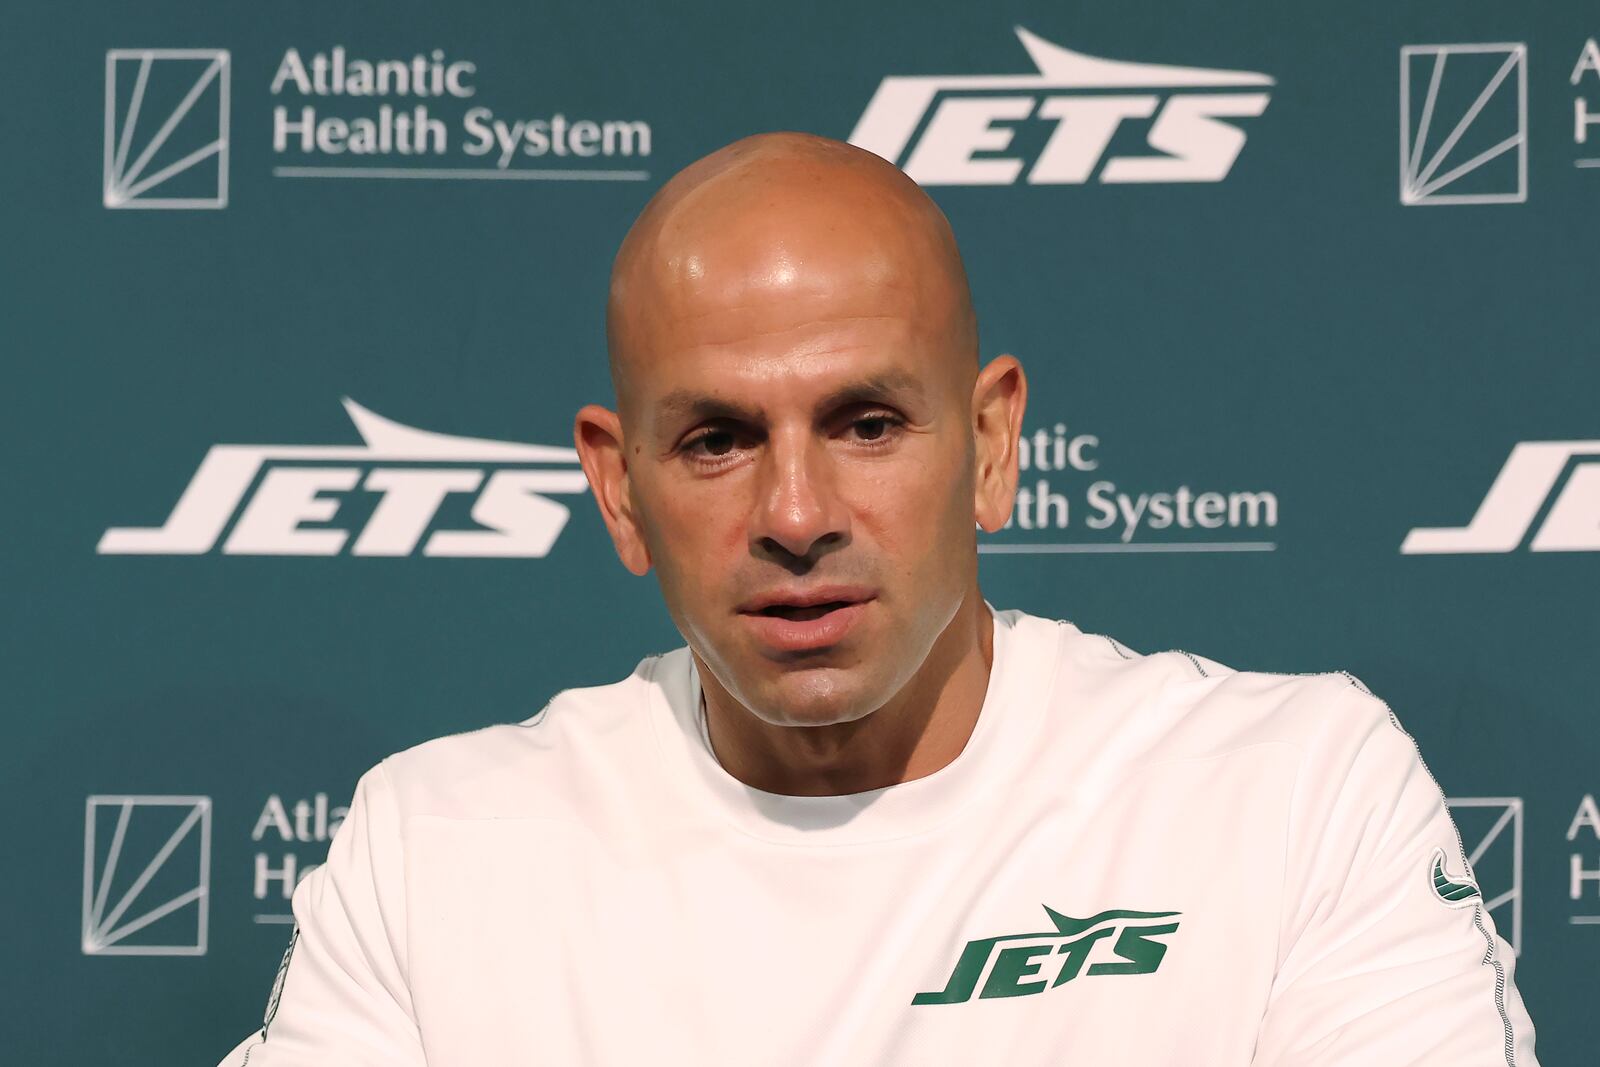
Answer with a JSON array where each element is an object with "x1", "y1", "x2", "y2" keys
[
  {"x1": 1033, "y1": 609, "x2": 1409, "y2": 762},
  {"x1": 1022, "y1": 609, "x2": 1449, "y2": 857},
  {"x1": 369, "y1": 650, "x2": 682, "y2": 819}
]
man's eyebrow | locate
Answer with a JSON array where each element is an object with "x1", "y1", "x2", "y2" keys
[
  {"x1": 653, "y1": 372, "x2": 927, "y2": 427},
  {"x1": 815, "y1": 371, "x2": 927, "y2": 412},
  {"x1": 653, "y1": 392, "x2": 758, "y2": 426}
]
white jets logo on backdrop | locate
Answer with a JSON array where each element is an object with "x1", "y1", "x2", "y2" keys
[
  {"x1": 1402, "y1": 441, "x2": 1600, "y2": 553},
  {"x1": 99, "y1": 399, "x2": 589, "y2": 557},
  {"x1": 104, "y1": 49, "x2": 231, "y2": 209},
  {"x1": 849, "y1": 27, "x2": 1272, "y2": 186}
]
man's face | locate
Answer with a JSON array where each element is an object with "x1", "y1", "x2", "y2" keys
[{"x1": 620, "y1": 290, "x2": 979, "y2": 729}]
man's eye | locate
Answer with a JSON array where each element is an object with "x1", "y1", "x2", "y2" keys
[
  {"x1": 850, "y1": 414, "x2": 900, "y2": 442},
  {"x1": 684, "y1": 429, "x2": 740, "y2": 458},
  {"x1": 858, "y1": 417, "x2": 887, "y2": 440},
  {"x1": 698, "y1": 432, "x2": 735, "y2": 455}
]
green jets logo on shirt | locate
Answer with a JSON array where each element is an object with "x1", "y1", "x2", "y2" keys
[
  {"x1": 1430, "y1": 848, "x2": 1482, "y2": 908},
  {"x1": 913, "y1": 906, "x2": 1181, "y2": 1005}
]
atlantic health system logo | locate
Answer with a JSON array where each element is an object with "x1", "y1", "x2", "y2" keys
[
  {"x1": 850, "y1": 27, "x2": 1272, "y2": 185},
  {"x1": 979, "y1": 409, "x2": 1281, "y2": 554},
  {"x1": 99, "y1": 400, "x2": 589, "y2": 557},
  {"x1": 1399, "y1": 43, "x2": 1527, "y2": 205},
  {"x1": 82, "y1": 796, "x2": 212, "y2": 956},
  {"x1": 104, "y1": 49, "x2": 230, "y2": 209}
]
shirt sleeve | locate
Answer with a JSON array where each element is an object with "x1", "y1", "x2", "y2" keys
[
  {"x1": 1251, "y1": 678, "x2": 1538, "y2": 1066},
  {"x1": 215, "y1": 761, "x2": 425, "y2": 1066}
]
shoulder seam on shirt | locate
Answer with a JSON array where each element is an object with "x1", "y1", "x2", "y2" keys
[
  {"x1": 1094, "y1": 635, "x2": 1211, "y2": 678},
  {"x1": 513, "y1": 654, "x2": 668, "y2": 731},
  {"x1": 515, "y1": 698, "x2": 555, "y2": 729},
  {"x1": 1178, "y1": 650, "x2": 1210, "y2": 678}
]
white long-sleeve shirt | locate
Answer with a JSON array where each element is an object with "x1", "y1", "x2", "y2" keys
[{"x1": 217, "y1": 607, "x2": 1537, "y2": 1065}]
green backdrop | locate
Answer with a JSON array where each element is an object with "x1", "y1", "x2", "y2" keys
[{"x1": 2, "y1": 1, "x2": 1595, "y2": 1062}]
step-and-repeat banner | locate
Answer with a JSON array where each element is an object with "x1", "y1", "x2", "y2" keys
[{"x1": 2, "y1": 1, "x2": 1596, "y2": 1062}]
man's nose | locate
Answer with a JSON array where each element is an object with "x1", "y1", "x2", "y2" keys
[{"x1": 750, "y1": 429, "x2": 849, "y2": 562}]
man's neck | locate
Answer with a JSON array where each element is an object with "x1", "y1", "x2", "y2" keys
[{"x1": 695, "y1": 594, "x2": 996, "y2": 797}]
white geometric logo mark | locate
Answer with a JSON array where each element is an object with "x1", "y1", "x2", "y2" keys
[
  {"x1": 1446, "y1": 796, "x2": 1523, "y2": 955},
  {"x1": 82, "y1": 795, "x2": 212, "y2": 956},
  {"x1": 104, "y1": 49, "x2": 230, "y2": 209},
  {"x1": 1399, "y1": 43, "x2": 1527, "y2": 206}
]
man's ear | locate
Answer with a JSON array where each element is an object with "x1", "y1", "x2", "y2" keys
[
  {"x1": 971, "y1": 354, "x2": 1027, "y2": 533},
  {"x1": 574, "y1": 404, "x2": 652, "y2": 576}
]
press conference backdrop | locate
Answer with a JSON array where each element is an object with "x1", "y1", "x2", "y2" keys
[{"x1": 1, "y1": 0, "x2": 1596, "y2": 1061}]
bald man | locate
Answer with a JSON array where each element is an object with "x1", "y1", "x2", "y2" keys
[{"x1": 217, "y1": 133, "x2": 1537, "y2": 1066}]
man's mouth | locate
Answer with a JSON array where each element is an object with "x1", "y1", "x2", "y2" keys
[
  {"x1": 738, "y1": 586, "x2": 875, "y2": 617},
  {"x1": 736, "y1": 587, "x2": 876, "y2": 652},
  {"x1": 749, "y1": 601, "x2": 859, "y2": 622}
]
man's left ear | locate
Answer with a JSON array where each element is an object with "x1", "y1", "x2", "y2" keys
[{"x1": 971, "y1": 354, "x2": 1027, "y2": 533}]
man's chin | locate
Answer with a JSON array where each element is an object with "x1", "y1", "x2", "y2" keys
[{"x1": 738, "y1": 669, "x2": 886, "y2": 729}]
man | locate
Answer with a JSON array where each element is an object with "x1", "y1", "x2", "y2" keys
[{"x1": 217, "y1": 132, "x2": 1537, "y2": 1065}]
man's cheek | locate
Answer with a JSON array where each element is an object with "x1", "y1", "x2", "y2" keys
[{"x1": 891, "y1": 481, "x2": 958, "y2": 540}]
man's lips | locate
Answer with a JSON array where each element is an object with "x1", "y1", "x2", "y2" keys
[{"x1": 736, "y1": 587, "x2": 875, "y2": 652}]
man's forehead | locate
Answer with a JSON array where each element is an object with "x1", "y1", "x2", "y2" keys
[
  {"x1": 643, "y1": 343, "x2": 939, "y2": 426},
  {"x1": 617, "y1": 225, "x2": 959, "y2": 392},
  {"x1": 632, "y1": 218, "x2": 933, "y2": 337}
]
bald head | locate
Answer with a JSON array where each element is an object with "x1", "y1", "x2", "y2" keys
[{"x1": 605, "y1": 132, "x2": 977, "y2": 417}]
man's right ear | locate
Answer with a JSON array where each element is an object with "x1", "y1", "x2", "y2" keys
[{"x1": 574, "y1": 404, "x2": 652, "y2": 576}]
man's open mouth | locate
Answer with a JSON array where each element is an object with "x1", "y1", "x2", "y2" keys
[
  {"x1": 736, "y1": 588, "x2": 874, "y2": 650},
  {"x1": 749, "y1": 601, "x2": 858, "y2": 622}
]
